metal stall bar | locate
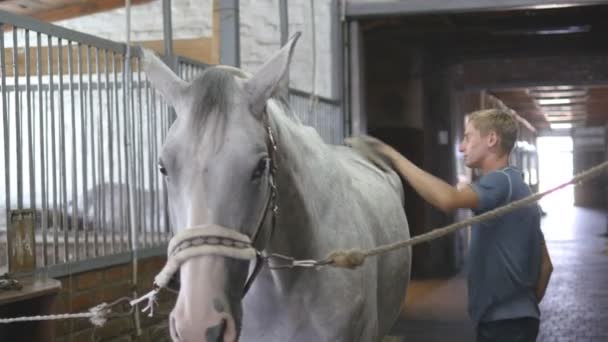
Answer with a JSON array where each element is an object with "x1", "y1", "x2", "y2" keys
[
  {"x1": 144, "y1": 71, "x2": 156, "y2": 245},
  {"x1": 13, "y1": 28, "x2": 22, "y2": 209},
  {"x1": 37, "y1": 32, "x2": 48, "y2": 266},
  {"x1": 0, "y1": 25, "x2": 9, "y2": 234},
  {"x1": 136, "y1": 58, "x2": 146, "y2": 247},
  {"x1": 112, "y1": 52, "x2": 125, "y2": 252},
  {"x1": 95, "y1": 48, "x2": 106, "y2": 256},
  {"x1": 48, "y1": 35, "x2": 59, "y2": 265},
  {"x1": 87, "y1": 46, "x2": 99, "y2": 258},
  {"x1": 68, "y1": 40, "x2": 79, "y2": 261},
  {"x1": 58, "y1": 38, "x2": 69, "y2": 262},
  {"x1": 25, "y1": 30, "x2": 35, "y2": 211},
  {"x1": 105, "y1": 49, "x2": 115, "y2": 254},
  {"x1": 77, "y1": 42, "x2": 88, "y2": 259}
]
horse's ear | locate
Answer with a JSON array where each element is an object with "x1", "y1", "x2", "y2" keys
[
  {"x1": 244, "y1": 32, "x2": 301, "y2": 118},
  {"x1": 141, "y1": 48, "x2": 189, "y2": 113}
]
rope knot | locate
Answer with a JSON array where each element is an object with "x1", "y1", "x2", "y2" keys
[
  {"x1": 327, "y1": 249, "x2": 366, "y2": 269},
  {"x1": 88, "y1": 303, "x2": 109, "y2": 327}
]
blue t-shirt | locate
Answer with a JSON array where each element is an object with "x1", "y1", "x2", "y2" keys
[{"x1": 468, "y1": 167, "x2": 544, "y2": 322}]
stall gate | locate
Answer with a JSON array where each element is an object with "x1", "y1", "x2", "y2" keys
[{"x1": 0, "y1": 11, "x2": 344, "y2": 278}]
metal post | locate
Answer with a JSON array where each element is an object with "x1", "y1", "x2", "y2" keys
[
  {"x1": 68, "y1": 40, "x2": 79, "y2": 260},
  {"x1": 77, "y1": 43, "x2": 88, "y2": 259},
  {"x1": 0, "y1": 24, "x2": 9, "y2": 233},
  {"x1": 279, "y1": 0, "x2": 288, "y2": 46},
  {"x1": 278, "y1": 0, "x2": 289, "y2": 100},
  {"x1": 348, "y1": 20, "x2": 366, "y2": 135},
  {"x1": 13, "y1": 29, "x2": 22, "y2": 209},
  {"x1": 37, "y1": 32, "x2": 48, "y2": 266},
  {"x1": 218, "y1": 0, "x2": 240, "y2": 67},
  {"x1": 162, "y1": 0, "x2": 174, "y2": 60},
  {"x1": 25, "y1": 30, "x2": 35, "y2": 210},
  {"x1": 58, "y1": 38, "x2": 70, "y2": 262}
]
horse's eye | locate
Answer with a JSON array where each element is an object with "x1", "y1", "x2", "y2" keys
[
  {"x1": 251, "y1": 158, "x2": 269, "y2": 180},
  {"x1": 158, "y1": 162, "x2": 168, "y2": 176}
]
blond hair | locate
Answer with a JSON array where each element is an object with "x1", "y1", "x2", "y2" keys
[{"x1": 468, "y1": 108, "x2": 518, "y2": 155}]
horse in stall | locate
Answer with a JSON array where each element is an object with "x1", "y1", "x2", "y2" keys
[{"x1": 142, "y1": 32, "x2": 411, "y2": 342}]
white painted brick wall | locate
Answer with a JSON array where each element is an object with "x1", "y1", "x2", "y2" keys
[
  {"x1": 51, "y1": 0, "x2": 337, "y2": 98},
  {"x1": 240, "y1": 0, "x2": 335, "y2": 99},
  {"x1": 55, "y1": 0, "x2": 213, "y2": 42}
]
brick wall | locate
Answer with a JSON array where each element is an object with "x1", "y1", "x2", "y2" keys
[
  {"x1": 54, "y1": 256, "x2": 176, "y2": 342},
  {"x1": 50, "y1": 0, "x2": 338, "y2": 99}
]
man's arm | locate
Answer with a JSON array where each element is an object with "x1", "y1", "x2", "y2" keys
[
  {"x1": 536, "y1": 241, "x2": 553, "y2": 303},
  {"x1": 388, "y1": 150, "x2": 479, "y2": 213}
]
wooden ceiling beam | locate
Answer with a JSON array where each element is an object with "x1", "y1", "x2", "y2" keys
[{"x1": 0, "y1": 0, "x2": 154, "y2": 22}]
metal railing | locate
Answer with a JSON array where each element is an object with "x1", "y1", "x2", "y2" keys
[
  {"x1": 0, "y1": 11, "x2": 172, "y2": 276},
  {"x1": 0, "y1": 10, "x2": 344, "y2": 277}
]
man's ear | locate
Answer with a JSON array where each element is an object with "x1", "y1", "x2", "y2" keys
[{"x1": 487, "y1": 131, "x2": 499, "y2": 148}]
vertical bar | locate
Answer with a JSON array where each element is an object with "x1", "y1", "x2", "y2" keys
[
  {"x1": 96, "y1": 48, "x2": 106, "y2": 256},
  {"x1": 279, "y1": 0, "x2": 289, "y2": 46},
  {"x1": 150, "y1": 86, "x2": 160, "y2": 243},
  {"x1": 68, "y1": 41, "x2": 79, "y2": 261},
  {"x1": 77, "y1": 43, "x2": 88, "y2": 259},
  {"x1": 25, "y1": 29, "x2": 36, "y2": 210},
  {"x1": 105, "y1": 49, "x2": 115, "y2": 254},
  {"x1": 87, "y1": 46, "x2": 99, "y2": 258},
  {"x1": 145, "y1": 75, "x2": 156, "y2": 245},
  {"x1": 162, "y1": 0, "x2": 173, "y2": 59},
  {"x1": 348, "y1": 21, "x2": 366, "y2": 135},
  {"x1": 48, "y1": 35, "x2": 59, "y2": 264},
  {"x1": 218, "y1": 0, "x2": 240, "y2": 67},
  {"x1": 136, "y1": 58, "x2": 146, "y2": 247},
  {"x1": 278, "y1": 0, "x2": 289, "y2": 100},
  {"x1": 0, "y1": 25, "x2": 10, "y2": 233},
  {"x1": 58, "y1": 38, "x2": 69, "y2": 262},
  {"x1": 112, "y1": 53, "x2": 124, "y2": 252},
  {"x1": 129, "y1": 55, "x2": 139, "y2": 245},
  {"x1": 161, "y1": 100, "x2": 169, "y2": 235},
  {"x1": 37, "y1": 32, "x2": 48, "y2": 267},
  {"x1": 122, "y1": 55, "x2": 130, "y2": 251},
  {"x1": 13, "y1": 28, "x2": 23, "y2": 209}
]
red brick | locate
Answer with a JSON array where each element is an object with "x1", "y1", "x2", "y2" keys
[
  {"x1": 105, "y1": 264, "x2": 130, "y2": 282},
  {"x1": 96, "y1": 282, "x2": 133, "y2": 304},
  {"x1": 70, "y1": 290, "x2": 97, "y2": 311},
  {"x1": 76, "y1": 271, "x2": 101, "y2": 291}
]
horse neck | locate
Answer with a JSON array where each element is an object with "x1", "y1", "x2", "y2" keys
[{"x1": 266, "y1": 107, "x2": 333, "y2": 259}]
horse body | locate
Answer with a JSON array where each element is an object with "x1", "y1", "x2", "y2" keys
[
  {"x1": 143, "y1": 33, "x2": 411, "y2": 341},
  {"x1": 240, "y1": 109, "x2": 411, "y2": 341}
]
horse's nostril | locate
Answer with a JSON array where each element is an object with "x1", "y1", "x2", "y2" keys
[{"x1": 205, "y1": 319, "x2": 227, "y2": 342}]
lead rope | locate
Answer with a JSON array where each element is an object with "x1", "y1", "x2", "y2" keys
[{"x1": 322, "y1": 158, "x2": 608, "y2": 269}]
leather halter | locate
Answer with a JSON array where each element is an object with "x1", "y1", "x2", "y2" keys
[{"x1": 241, "y1": 111, "x2": 279, "y2": 296}]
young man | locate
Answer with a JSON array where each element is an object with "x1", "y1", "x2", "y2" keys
[{"x1": 361, "y1": 108, "x2": 553, "y2": 342}]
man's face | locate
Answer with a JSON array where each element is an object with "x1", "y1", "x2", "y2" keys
[{"x1": 459, "y1": 121, "x2": 492, "y2": 168}]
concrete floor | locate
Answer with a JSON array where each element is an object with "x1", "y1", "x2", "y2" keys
[{"x1": 387, "y1": 205, "x2": 608, "y2": 341}]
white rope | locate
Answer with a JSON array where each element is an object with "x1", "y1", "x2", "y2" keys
[
  {"x1": 0, "y1": 303, "x2": 110, "y2": 327},
  {"x1": 323, "y1": 158, "x2": 608, "y2": 269}
]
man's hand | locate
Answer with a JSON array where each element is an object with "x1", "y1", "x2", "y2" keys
[
  {"x1": 345, "y1": 135, "x2": 396, "y2": 172},
  {"x1": 346, "y1": 135, "x2": 479, "y2": 213}
]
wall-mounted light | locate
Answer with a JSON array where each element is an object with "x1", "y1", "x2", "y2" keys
[
  {"x1": 550, "y1": 123, "x2": 573, "y2": 129},
  {"x1": 537, "y1": 98, "x2": 572, "y2": 105}
]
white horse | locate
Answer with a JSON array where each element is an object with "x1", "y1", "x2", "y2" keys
[{"x1": 142, "y1": 33, "x2": 411, "y2": 342}]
